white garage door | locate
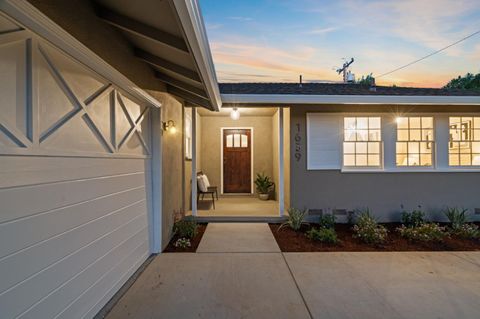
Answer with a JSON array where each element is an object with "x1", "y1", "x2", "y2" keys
[{"x1": 0, "y1": 14, "x2": 154, "y2": 319}]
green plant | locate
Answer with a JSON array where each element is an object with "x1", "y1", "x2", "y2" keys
[
  {"x1": 254, "y1": 173, "x2": 274, "y2": 194},
  {"x1": 278, "y1": 207, "x2": 308, "y2": 231},
  {"x1": 452, "y1": 223, "x2": 480, "y2": 239},
  {"x1": 174, "y1": 237, "x2": 191, "y2": 248},
  {"x1": 397, "y1": 223, "x2": 447, "y2": 242},
  {"x1": 173, "y1": 216, "x2": 198, "y2": 239},
  {"x1": 319, "y1": 213, "x2": 336, "y2": 229},
  {"x1": 352, "y1": 209, "x2": 388, "y2": 245},
  {"x1": 307, "y1": 227, "x2": 338, "y2": 244},
  {"x1": 444, "y1": 207, "x2": 468, "y2": 230},
  {"x1": 401, "y1": 205, "x2": 425, "y2": 227}
]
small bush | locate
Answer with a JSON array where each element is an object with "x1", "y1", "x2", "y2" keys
[
  {"x1": 397, "y1": 223, "x2": 447, "y2": 242},
  {"x1": 307, "y1": 227, "x2": 338, "y2": 244},
  {"x1": 451, "y1": 223, "x2": 480, "y2": 239},
  {"x1": 319, "y1": 213, "x2": 336, "y2": 229},
  {"x1": 174, "y1": 237, "x2": 191, "y2": 248},
  {"x1": 279, "y1": 207, "x2": 308, "y2": 231},
  {"x1": 353, "y1": 209, "x2": 388, "y2": 245},
  {"x1": 173, "y1": 216, "x2": 198, "y2": 239},
  {"x1": 444, "y1": 207, "x2": 468, "y2": 230},
  {"x1": 401, "y1": 205, "x2": 425, "y2": 227}
]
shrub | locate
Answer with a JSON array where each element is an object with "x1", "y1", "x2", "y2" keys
[
  {"x1": 319, "y1": 213, "x2": 336, "y2": 229},
  {"x1": 452, "y1": 223, "x2": 480, "y2": 239},
  {"x1": 279, "y1": 207, "x2": 308, "y2": 231},
  {"x1": 174, "y1": 237, "x2": 191, "y2": 248},
  {"x1": 173, "y1": 216, "x2": 198, "y2": 239},
  {"x1": 397, "y1": 223, "x2": 447, "y2": 242},
  {"x1": 306, "y1": 227, "x2": 338, "y2": 244},
  {"x1": 352, "y1": 209, "x2": 388, "y2": 245},
  {"x1": 401, "y1": 205, "x2": 425, "y2": 227},
  {"x1": 444, "y1": 207, "x2": 468, "y2": 230}
]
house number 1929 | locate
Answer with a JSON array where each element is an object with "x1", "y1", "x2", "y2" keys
[{"x1": 294, "y1": 123, "x2": 302, "y2": 161}]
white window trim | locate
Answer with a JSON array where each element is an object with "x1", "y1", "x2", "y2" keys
[
  {"x1": 342, "y1": 116, "x2": 384, "y2": 170},
  {"x1": 307, "y1": 112, "x2": 480, "y2": 173}
]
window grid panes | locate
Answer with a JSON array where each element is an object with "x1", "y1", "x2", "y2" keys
[
  {"x1": 449, "y1": 117, "x2": 480, "y2": 166},
  {"x1": 396, "y1": 117, "x2": 434, "y2": 167},
  {"x1": 343, "y1": 117, "x2": 382, "y2": 167},
  {"x1": 226, "y1": 133, "x2": 248, "y2": 148}
]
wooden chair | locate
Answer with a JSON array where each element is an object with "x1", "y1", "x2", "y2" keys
[{"x1": 197, "y1": 172, "x2": 218, "y2": 209}]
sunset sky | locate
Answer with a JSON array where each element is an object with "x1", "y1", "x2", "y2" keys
[{"x1": 200, "y1": 0, "x2": 480, "y2": 88}]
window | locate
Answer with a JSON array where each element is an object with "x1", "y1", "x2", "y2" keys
[
  {"x1": 184, "y1": 110, "x2": 192, "y2": 160},
  {"x1": 226, "y1": 133, "x2": 248, "y2": 148},
  {"x1": 396, "y1": 117, "x2": 434, "y2": 167},
  {"x1": 449, "y1": 117, "x2": 480, "y2": 166},
  {"x1": 343, "y1": 117, "x2": 382, "y2": 167}
]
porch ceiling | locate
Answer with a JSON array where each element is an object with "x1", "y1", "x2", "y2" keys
[
  {"x1": 197, "y1": 107, "x2": 278, "y2": 117},
  {"x1": 94, "y1": 0, "x2": 220, "y2": 110}
]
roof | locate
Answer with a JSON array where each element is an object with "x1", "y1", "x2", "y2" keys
[
  {"x1": 219, "y1": 82, "x2": 480, "y2": 96},
  {"x1": 95, "y1": 0, "x2": 221, "y2": 110}
]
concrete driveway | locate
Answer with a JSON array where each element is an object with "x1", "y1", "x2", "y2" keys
[{"x1": 102, "y1": 224, "x2": 480, "y2": 319}]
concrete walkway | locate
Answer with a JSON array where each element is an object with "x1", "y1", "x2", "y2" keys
[
  {"x1": 104, "y1": 223, "x2": 480, "y2": 319},
  {"x1": 197, "y1": 223, "x2": 280, "y2": 253}
]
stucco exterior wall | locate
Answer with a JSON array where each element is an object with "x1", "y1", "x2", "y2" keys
[
  {"x1": 200, "y1": 115, "x2": 274, "y2": 195},
  {"x1": 148, "y1": 92, "x2": 184, "y2": 247},
  {"x1": 290, "y1": 105, "x2": 480, "y2": 222}
]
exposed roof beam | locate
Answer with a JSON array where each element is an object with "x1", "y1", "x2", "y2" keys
[
  {"x1": 97, "y1": 6, "x2": 189, "y2": 53},
  {"x1": 134, "y1": 48, "x2": 201, "y2": 83},
  {"x1": 167, "y1": 85, "x2": 211, "y2": 109},
  {"x1": 155, "y1": 72, "x2": 208, "y2": 99}
]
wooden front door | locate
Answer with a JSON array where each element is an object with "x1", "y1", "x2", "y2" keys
[{"x1": 223, "y1": 129, "x2": 252, "y2": 193}]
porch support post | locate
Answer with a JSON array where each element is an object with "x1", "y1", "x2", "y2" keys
[
  {"x1": 278, "y1": 107, "x2": 285, "y2": 216},
  {"x1": 191, "y1": 106, "x2": 197, "y2": 216}
]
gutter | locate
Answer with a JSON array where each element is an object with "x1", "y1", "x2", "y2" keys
[
  {"x1": 170, "y1": 0, "x2": 222, "y2": 111},
  {"x1": 221, "y1": 94, "x2": 480, "y2": 106}
]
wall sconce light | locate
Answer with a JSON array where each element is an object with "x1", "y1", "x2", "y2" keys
[
  {"x1": 230, "y1": 107, "x2": 240, "y2": 120},
  {"x1": 162, "y1": 120, "x2": 177, "y2": 134}
]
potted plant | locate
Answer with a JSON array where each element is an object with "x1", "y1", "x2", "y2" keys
[{"x1": 254, "y1": 173, "x2": 274, "y2": 200}]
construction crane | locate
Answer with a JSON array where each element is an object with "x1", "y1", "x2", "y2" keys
[{"x1": 336, "y1": 58, "x2": 354, "y2": 83}]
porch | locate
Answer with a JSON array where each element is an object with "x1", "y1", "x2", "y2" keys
[{"x1": 184, "y1": 107, "x2": 290, "y2": 218}]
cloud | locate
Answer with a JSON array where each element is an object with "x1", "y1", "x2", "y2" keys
[
  {"x1": 206, "y1": 23, "x2": 223, "y2": 31},
  {"x1": 227, "y1": 16, "x2": 253, "y2": 21},
  {"x1": 306, "y1": 27, "x2": 338, "y2": 35}
]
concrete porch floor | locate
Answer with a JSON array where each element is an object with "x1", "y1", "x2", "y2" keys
[
  {"x1": 103, "y1": 223, "x2": 480, "y2": 319},
  {"x1": 187, "y1": 195, "x2": 279, "y2": 217}
]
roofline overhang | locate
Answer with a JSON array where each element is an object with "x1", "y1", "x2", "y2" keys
[
  {"x1": 221, "y1": 94, "x2": 480, "y2": 106},
  {"x1": 170, "y1": 0, "x2": 221, "y2": 111}
]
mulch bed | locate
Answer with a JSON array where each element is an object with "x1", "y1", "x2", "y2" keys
[
  {"x1": 269, "y1": 223, "x2": 480, "y2": 252},
  {"x1": 163, "y1": 223, "x2": 208, "y2": 253}
]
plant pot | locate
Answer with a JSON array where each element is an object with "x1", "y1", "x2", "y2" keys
[{"x1": 259, "y1": 193, "x2": 269, "y2": 201}]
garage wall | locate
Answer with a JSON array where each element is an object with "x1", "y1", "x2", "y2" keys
[{"x1": 0, "y1": 17, "x2": 152, "y2": 319}]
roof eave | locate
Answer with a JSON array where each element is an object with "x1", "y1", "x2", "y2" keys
[
  {"x1": 170, "y1": 0, "x2": 221, "y2": 111},
  {"x1": 221, "y1": 94, "x2": 480, "y2": 106}
]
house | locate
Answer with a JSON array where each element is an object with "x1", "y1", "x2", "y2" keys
[{"x1": 0, "y1": 1, "x2": 479, "y2": 318}]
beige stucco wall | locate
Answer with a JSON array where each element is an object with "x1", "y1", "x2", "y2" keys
[
  {"x1": 200, "y1": 115, "x2": 274, "y2": 195},
  {"x1": 148, "y1": 92, "x2": 184, "y2": 247}
]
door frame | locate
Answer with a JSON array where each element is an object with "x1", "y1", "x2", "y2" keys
[{"x1": 220, "y1": 127, "x2": 254, "y2": 195}]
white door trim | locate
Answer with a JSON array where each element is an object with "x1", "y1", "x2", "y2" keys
[{"x1": 220, "y1": 127, "x2": 254, "y2": 195}]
